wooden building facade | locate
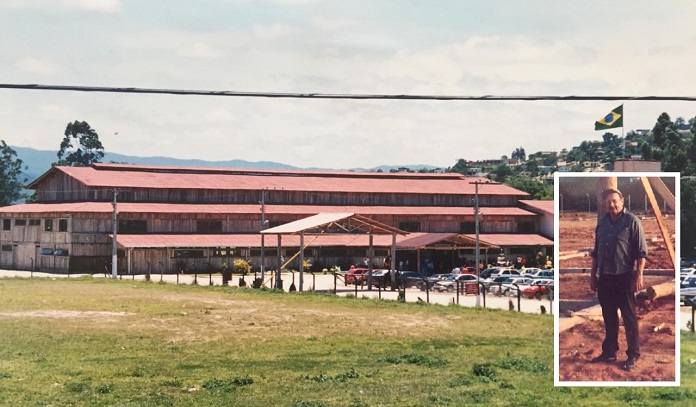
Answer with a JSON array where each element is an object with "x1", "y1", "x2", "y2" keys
[{"x1": 0, "y1": 164, "x2": 553, "y2": 274}]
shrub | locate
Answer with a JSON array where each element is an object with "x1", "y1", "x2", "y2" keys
[{"x1": 232, "y1": 259, "x2": 251, "y2": 275}]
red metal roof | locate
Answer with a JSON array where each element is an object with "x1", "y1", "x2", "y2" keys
[
  {"x1": 462, "y1": 233, "x2": 554, "y2": 247},
  {"x1": 0, "y1": 202, "x2": 536, "y2": 216},
  {"x1": 111, "y1": 232, "x2": 553, "y2": 249},
  {"x1": 112, "y1": 233, "x2": 409, "y2": 249},
  {"x1": 28, "y1": 164, "x2": 527, "y2": 196},
  {"x1": 519, "y1": 200, "x2": 554, "y2": 214}
]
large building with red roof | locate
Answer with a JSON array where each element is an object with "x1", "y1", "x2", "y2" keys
[{"x1": 0, "y1": 163, "x2": 553, "y2": 274}]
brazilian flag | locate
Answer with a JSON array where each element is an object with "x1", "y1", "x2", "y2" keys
[{"x1": 595, "y1": 105, "x2": 623, "y2": 130}]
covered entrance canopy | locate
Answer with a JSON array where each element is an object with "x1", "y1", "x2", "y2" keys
[
  {"x1": 397, "y1": 233, "x2": 500, "y2": 274},
  {"x1": 261, "y1": 213, "x2": 407, "y2": 291}
]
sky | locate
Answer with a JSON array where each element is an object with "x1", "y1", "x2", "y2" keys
[{"x1": 1, "y1": 0, "x2": 695, "y2": 169}]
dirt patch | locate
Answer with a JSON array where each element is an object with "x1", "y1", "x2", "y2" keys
[
  {"x1": 558, "y1": 296, "x2": 676, "y2": 382},
  {"x1": 558, "y1": 212, "x2": 676, "y2": 382},
  {"x1": 0, "y1": 310, "x2": 134, "y2": 319}
]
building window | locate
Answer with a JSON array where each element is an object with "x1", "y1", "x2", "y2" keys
[
  {"x1": 44, "y1": 219, "x2": 53, "y2": 232},
  {"x1": 320, "y1": 247, "x2": 348, "y2": 257},
  {"x1": 14, "y1": 219, "x2": 27, "y2": 226},
  {"x1": 118, "y1": 220, "x2": 147, "y2": 234},
  {"x1": 460, "y1": 222, "x2": 476, "y2": 234},
  {"x1": 40, "y1": 248, "x2": 54, "y2": 255},
  {"x1": 173, "y1": 249, "x2": 204, "y2": 258},
  {"x1": 250, "y1": 249, "x2": 278, "y2": 257},
  {"x1": 1, "y1": 245, "x2": 12, "y2": 252},
  {"x1": 2, "y1": 219, "x2": 10, "y2": 230},
  {"x1": 197, "y1": 220, "x2": 223, "y2": 233},
  {"x1": 213, "y1": 247, "x2": 236, "y2": 257},
  {"x1": 54, "y1": 249, "x2": 69, "y2": 256},
  {"x1": 398, "y1": 222, "x2": 420, "y2": 232},
  {"x1": 517, "y1": 222, "x2": 536, "y2": 233},
  {"x1": 58, "y1": 219, "x2": 68, "y2": 232},
  {"x1": 28, "y1": 219, "x2": 41, "y2": 226}
]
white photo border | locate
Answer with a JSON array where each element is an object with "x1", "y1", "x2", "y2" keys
[{"x1": 553, "y1": 171, "x2": 680, "y2": 387}]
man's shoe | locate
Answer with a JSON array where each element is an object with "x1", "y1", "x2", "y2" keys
[
  {"x1": 590, "y1": 353, "x2": 617, "y2": 363},
  {"x1": 622, "y1": 357, "x2": 639, "y2": 371}
]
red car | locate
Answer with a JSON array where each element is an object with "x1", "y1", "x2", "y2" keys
[
  {"x1": 522, "y1": 279, "x2": 554, "y2": 299},
  {"x1": 345, "y1": 268, "x2": 369, "y2": 285}
]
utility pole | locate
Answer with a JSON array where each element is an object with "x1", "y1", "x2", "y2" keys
[
  {"x1": 260, "y1": 189, "x2": 269, "y2": 281},
  {"x1": 111, "y1": 188, "x2": 118, "y2": 279},
  {"x1": 470, "y1": 180, "x2": 501, "y2": 307}
]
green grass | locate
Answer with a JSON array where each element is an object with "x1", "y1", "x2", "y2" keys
[{"x1": 0, "y1": 277, "x2": 692, "y2": 406}]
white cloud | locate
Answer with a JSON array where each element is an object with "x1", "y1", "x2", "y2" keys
[
  {"x1": 251, "y1": 23, "x2": 299, "y2": 39},
  {"x1": 0, "y1": 0, "x2": 121, "y2": 13},
  {"x1": 60, "y1": 0, "x2": 121, "y2": 13},
  {"x1": 176, "y1": 42, "x2": 224, "y2": 59},
  {"x1": 14, "y1": 57, "x2": 63, "y2": 76}
]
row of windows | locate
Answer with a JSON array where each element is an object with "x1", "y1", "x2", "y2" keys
[
  {"x1": 2, "y1": 218, "x2": 537, "y2": 234},
  {"x1": 2, "y1": 218, "x2": 68, "y2": 232},
  {"x1": 0, "y1": 245, "x2": 68, "y2": 255}
]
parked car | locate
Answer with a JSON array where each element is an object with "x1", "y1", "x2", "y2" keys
[
  {"x1": 490, "y1": 268, "x2": 522, "y2": 278},
  {"x1": 682, "y1": 276, "x2": 696, "y2": 289},
  {"x1": 416, "y1": 274, "x2": 453, "y2": 291},
  {"x1": 681, "y1": 287, "x2": 696, "y2": 303},
  {"x1": 525, "y1": 269, "x2": 555, "y2": 279},
  {"x1": 482, "y1": 276, "x2": 513, "y2": 291},
  {"x1": 489, "y1": 277, "x2": 535, "y2": 296},
  {"x1": 345, "y1": 268, "x2": 369, "y2": 285},
  {"x1": 522, "y1": 279, "x2": 554, "y2": 299},
  {"x1": 396, "y1": 271, "x2": 422, "y2": 288},
  {"x1": 432, "y1": 274, "x2": 480, "y2": 293}
]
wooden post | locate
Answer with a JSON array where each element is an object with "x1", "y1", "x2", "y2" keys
[
  {"x1": 640, "y1": 177, "x2": 676, "y2": 266},
  {"x1": 596, "y1": 177, "x2": 618, "y2": 220}
]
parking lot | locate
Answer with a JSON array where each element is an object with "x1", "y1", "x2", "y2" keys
[{"x1": 0, "y1": 269, "x2": 554, "y2": 314}]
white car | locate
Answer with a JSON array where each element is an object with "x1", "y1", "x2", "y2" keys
[
  {"x1": 681, "y1": 287, "x2": 696, "y2": 303},
  {"x1": 432, "y1": 274, "x2": 479, "y2": 292},
  {"x1": 491, "y1": 269, "x2": 522, "y2": 278},
  {"x1": 489, "y1": 277, "x2": 535, "y2": 296}
]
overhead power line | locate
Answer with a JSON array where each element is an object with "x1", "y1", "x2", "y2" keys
[{"x1": 1, "y1": 83, "x2": 696, "y2": 102}]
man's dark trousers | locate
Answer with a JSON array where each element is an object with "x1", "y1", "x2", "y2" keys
[{"x1": 597, "y1": 272, "x2": 640, "y2": 359}]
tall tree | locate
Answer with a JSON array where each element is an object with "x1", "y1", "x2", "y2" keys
[
  {"x1": 511, "y1": 147, "x2": 526, "y2": 161},
  {"x1": 0, "y1": 140, "x2": 28, "y2": 206},
  {"x1": 504, "y1": 175, "x2": 553, "y2": 200},
  {"x1": 449, "y1": 158, "x2": 469, "y2": 175},
  {"x1": 56, "y1": 121, "x2": 105, "y2": 166}
]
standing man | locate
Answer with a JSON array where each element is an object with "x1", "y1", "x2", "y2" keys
[{"x1": 589, "y1": 188, "x2": 648, "y2": 371}]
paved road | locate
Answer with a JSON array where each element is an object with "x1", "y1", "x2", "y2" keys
[{"x1": 0, "y1": 269, "x2": 554, "y2": 315}]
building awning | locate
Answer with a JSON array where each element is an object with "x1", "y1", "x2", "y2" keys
[
  {"x1": 461, "y1": 233, "x2": 554, "y2": 247},
  {"x1": 111, "y1": 233, "x2": 408, "y2": 249},
  {"x1": 110, "y1": 232, "x2": 552, "y2": 250},
  {"x1": 261, "y1": 213, "x2": 406, "y2": 235}
]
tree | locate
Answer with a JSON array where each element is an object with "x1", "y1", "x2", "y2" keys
[
  {"x1": 449, "y1": 158, "x2": 469, "y2": 175},
  {"x1": 511, "y1": 147, "x2": 526, "y2": 161},
  {"x1": 56, "y1": 121, "x2": 105, "y2": 166},
  {"x1": 0, "y1": 140, "x2": 28, "y2": 206},
  {"x1": 491, "y1": 164, "x2": 515, "y2": 183},
  {"x1": 504, "y1": 175, "x2": 553, "y2": 200}
]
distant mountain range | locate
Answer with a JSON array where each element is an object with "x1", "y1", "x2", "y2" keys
[{"x1": 11, "y1": 146, "x2": 441, "y2": 184}]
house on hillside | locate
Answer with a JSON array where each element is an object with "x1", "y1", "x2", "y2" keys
[{"x1": 0, "y1": 164, "x2": 553, "y2": 275}]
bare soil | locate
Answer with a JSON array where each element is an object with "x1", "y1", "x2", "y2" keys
[{"x1": 557, "y1": 213, "x2": 676, "y2": 383}]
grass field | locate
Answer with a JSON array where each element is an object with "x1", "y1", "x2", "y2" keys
[{"x1": 0, "y1": 277, "x2": 695, "y2": 406}]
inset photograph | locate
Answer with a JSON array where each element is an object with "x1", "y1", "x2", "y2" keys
[{"x1": 555, "y1": 173, "x2": 679, "y2": 386}]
